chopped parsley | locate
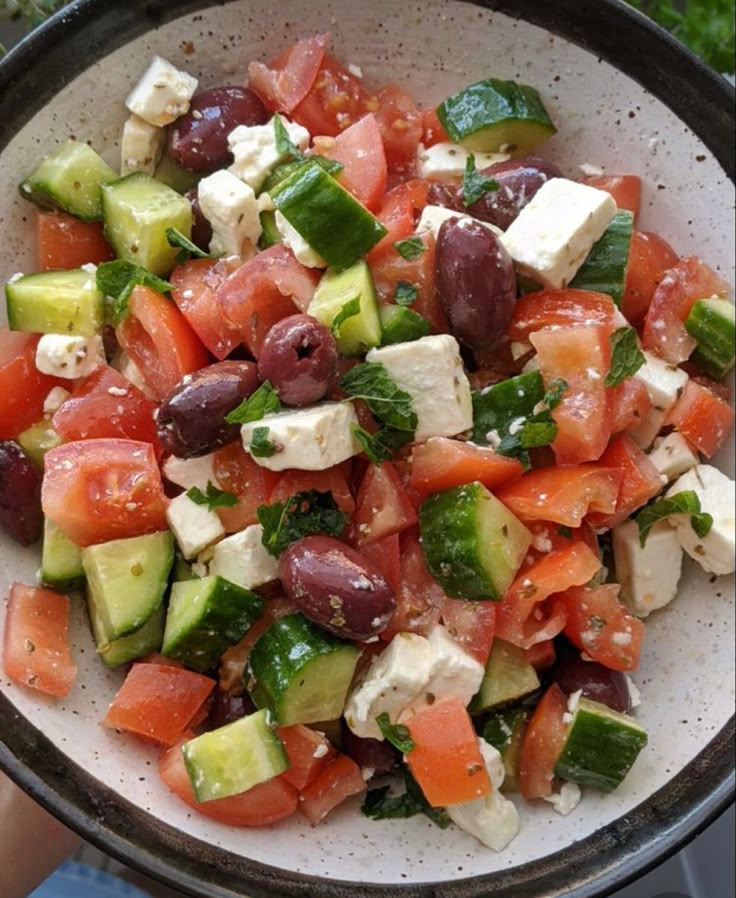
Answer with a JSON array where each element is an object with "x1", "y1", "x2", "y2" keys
[
  {"x1": 257, "y1": 489, "x2": 348, "y2": 558},
  {"x1": 186, "y1": 481, "x2": 238, "y2": 511}
]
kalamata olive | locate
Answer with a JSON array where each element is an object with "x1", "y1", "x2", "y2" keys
[
  {"x1": 168, "y1": 86, "x2": 268, "y2": 172},
  {"x1": 157, "y1": 360, "x2": 260, "y2": 458},
  {"x1": 551, "y1": 642, "x2": 631, "y2": 713},
  {"x1": 258, "y1": 315, "x2": 338, "y2": 407},
  {"x1": 457, "y1": 156, "x2": 564, "y2": 230},
  {"x1": 206, "y1": 687, "x2": 255, "y2": 730},
  {"x1": 185, "y1": 187, "x2": 213, "y2": 251},
  {"x1": 435, "y1": 217, "x2": 517, "y2": 357},
  {"x1": 279, "y1": 535, "x2": 396, "y2": 641},
  {"x1": 426, "y1": 180, "x2": 457, "y2": 209},
  {"x1": 0, "y1": 441, "x2": 43, "y2": 546},
  {"x1": 340, "y1": 719, "x2": 399, "y2": 775}
]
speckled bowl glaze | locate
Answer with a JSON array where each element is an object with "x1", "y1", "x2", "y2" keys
[{"x1": 0, "y1": 2, "x2": 733, "y2": 897}]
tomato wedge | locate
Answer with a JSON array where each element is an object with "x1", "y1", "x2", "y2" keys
[
  {"x1": 298, "y1": 752, "x2": 366, "y2": 825},
  {"x1": 381, "y1": 531, "x2": 445, "y2": 639},
  {"x1": 587, "y1": 434, "x2": 663, "y2": 530},
  {"x1": 519, "y1": 683, "x2": 568, "y2": 799},
  {"x1": 270, "y1": 463, "x2": 356, "y2": 517},
  {"x1": 292, "y1": 53, "x2": 373, "y2": 136},
  {"x1": 278, "y1": 724, "x2": 336, "y2": 790},
  {"x1": 170, "y1": 258, "x2": 241, "y2": 360},
  {"x1": 0, "y1": 329, "x2": 65, "y2": 440},
  {"x1": 580, "y1": 174, "x2": 641, "y2": 219},
  {"x1": 352, "y1": 461, "x2": 417, "y2": 546},
  {"x1": 622, "y1": 230, "x2": 679, "y2": 326},
  {"x1": 410, "y1": 438, "x2": 523, "y2": 497},
  {"x1": 507, "y1": 289, "x2": 616, "y2": 340},
  {"x1": 212, "y1": 441, "x2": 280, "y2": 533},
  {"x1": 665, "y1": 379, "x2": 735, "y2": 458},
  {"x1": 247, "y1": 33, "x2": 330, "y2": 113},
  {"x1": 367, "y1": 178, "x2": 432, "y2": 261},
  {"x1": 315, "y1": 114, "x2": 387, "y2": 212},
  {"x1": 608, "y1": 377, "x2": 652, "y2": 435},
  {"x1": 374, "y1": 83, "x2": 424, "y2": 168},
  {"x1": 37, "y1": 211, "x2": 114, "y2": 271},
  {"x1": 440, "y1": 597, "x2": 496, "y2": 666},
  {"x1": 422, "y1": 107, "x2": 450, "y2": 147}
]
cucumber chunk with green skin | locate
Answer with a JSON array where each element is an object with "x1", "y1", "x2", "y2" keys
[
  {"x1": 258, "y1": 210, "x2": 282, "y2": 249},
  {"x1": 436, "y1": 79, "x2": 556, "y2": 153},
  {"x1": 41, "y1": 518, "x2": 84, "y2": 590},
  {"x1": 419, "y1": 482, "x2": 532, "y2": 600},
  {"x1": 379, "y1": 305, "x2": 431, "y2": 345},
  {"x1": 554, "y1": 697, "x2": 647, "y2": 792},
  {"x1": 153, "y1": 153, "x2": 200, "y2": 195},
  {"x1": 173, "y1": 554, "x2": 198, "y2": 582},
  {"x1": 569, "y1": 210, "x2": 634, "y2": 307},
  {"x1": 270, "y1": 161, "x2": 387, "y2": 272},
  {"x1": 101, "y1": 172, "x2": 193, "y2": 276},
  {"x1": 471, "y1": 371, "x2": 546, "y2": 446},
  {"x1": 162, "y1": 576, "x2": 264, "y2": 673},
  {"x1": 470, "y1": 638, "x2": 540, "y2": 712},
  {"x1": 685, "y1": 298, "x2": 735, "y2": 380},
  {"x1": 6, "y1": 269, "x2": 105, "y2": 337},
  {"x1": 81, "y1": 530, "x2": 174, "y2": 642},
  {"x1": 482, "y1": 705, "x2": 529, "y2": 791},
  {"x1": 182, "y1": 709, "x2": 288, "y2": 802},
  {"x1": 17, "y1": 421, "x2": 63, "y2": 469},
  {"x1": 247, "y1": 612, "x2": 360, "y2": 725},
  {"x1": 19, "y1": 140, "x2": 118, "y2": 221},
  {"x1": 308, "y1": 260, "x2": 382, "y2": 355},
  {"x1": 91, "y1": 604, "x2": 165, "y2": 668}
]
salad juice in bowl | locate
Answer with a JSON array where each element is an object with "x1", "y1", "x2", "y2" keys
[{"x1": 0, "y1": 1, "x2": 733, "y2": 896}]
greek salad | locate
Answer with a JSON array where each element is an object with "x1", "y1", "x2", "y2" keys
[{"x1": 0, "y1": 33, "x2": 734, "y2": 849}]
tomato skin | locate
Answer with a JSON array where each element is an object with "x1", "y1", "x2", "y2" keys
[
  {"x1": 278, "y1": 724, "x2": 336, "y2": 790},
  {"x1": 270, "y1": 463, "x2": 356, "y2": 517},
  {"x1": 0, "y1": 329, "x2": 65, "y2": 440},
  {"x1": 367, "y1": 178, "x2": 432, "y2": 262},
  {"x1": 587, "y1": 434, "x2": 663, "y2": 530},
  {"x1": 580, "y1": 175, "x2": 641, "y2": 219},
  {"x1": 665, "y1": 379, "x2": 735, "y2": 458},
  {"x1": 247, "y1": 34, "x2": 330, "y2": 113},
  {"x1": 440, "y1": 597, "x2": 496, "y2": 666},
  {"x1": 42, "y1": 439, "x2": 168, "y2": 547},
  {"x1": 298, "y1": 752, "x2": 366, "y2": 825},
  {"x1": 37, "y1": 211, "x2": 114, "y2": 271},
  {"x1": 352, "y1": 461, "x2": 417, "y2": 546},
  {"x1": 219, "y1": 597, "x2": 296, "y2": 693},
  {"x1": 292, "y1": 54, "x2": 373, "y2": 136},
  {"x1": 211, "y1": 441, "x2": 280, "y2": 533},
  {"x1": 608, "y1": 377, "x2": 652, "y2": 435},
  {"x1": 358, "y1": 533, "x2": 401, "y2": 593},
  {"x1": 507, "y1": 289, "x2": 616, "y2": 340},
  {"x1": 519, "y1": 683, "x2": 568, "y2": 799},
  {"x1": 421, "y1": 107, "x2": 449, "y2": 147},
  {"x1": 622, "y1": 231, "x2": 679, "y2": 326},
  {"x1": 374, "y1": 84, "x2": 424, "y2": 168},
  {"x1": 2, "y1": 582, "x2": 77, "y2": 697},
  {"x1": 409, "y1": 438, "x2": 523, "y2": 497},
  {"x1": 170, "y1": 259, "x2": 241, "y2": 360},
  {"x1": 315, "y1": 114, "x2": 388, "y2": 212},
  {"x1": 381, "y1": 531, "x2": 445, "y2": 639}
]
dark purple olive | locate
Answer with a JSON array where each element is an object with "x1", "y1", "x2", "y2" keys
[
  {"x1": 552, "y1": 643, "x2": 631, "y2": 713},
  {"x1": 457, "y1": 156, "x2": 564, "y2": 230},
  {"x1": 435, "y1": 217, "x2": 517, "y2": 356},
  {"x1": 341, "y1": 719, "x2": 399, "y2": 775},
  {"x1": 206, "y1": 687, "x2": 256, "y2": 731},
  {"x1": 257, "y1": 314, "x2": 338, "y2": 407},
  {"x1": 157, "y1": 360, "x2": 260, "y2": 458},
  {"x1": 0, "y1": 441, "x2": 43, "y2": 546},
  {"x1": 168, "y1": 86, "x2": 268, "y2": 172},
  {"x1": 426, "y1": 180, "x2": 457, "y2": 209},
  {"x1": 185, "y1": 187, "x2": 213, "y2": 251},
  {"x1": 279, "y1": 535, "x2": 396, "y2": 641}
]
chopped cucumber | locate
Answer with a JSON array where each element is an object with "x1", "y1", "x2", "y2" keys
[
  {"x1": 379, "y1": 305, "x2": 430, "y2": 345},
  {"x1": 471, "y1": 370, "x2": 546, "y2": 446},
  {"x1": 5, "y1": 268, "x2": 104, "y2": 337},
  {"x1": 470, "y1": 638, "x2": 540, "y2": 712},
  {"x1": 482, "y1": 705, "x2": 529, "y2": 791},
  {"x1": 19, "y1": 140, "x2": 118, "y2": 221},
  {"x1": 173, "y1": 554, "x2": 198, "y2": 582},
  {"x1": 91, "y1": 604, "x2": 165, "y2": 668},
  {"x1": 153, "y1": 153, "x2": 200, "y2": 195},
  {"x1": 40, "y1": 518, "x2": 84, "y2": 590},
  {"x1": 182, "y1": 709, "x2": 288, "y2": 802},
  {"x1": 569, "y1": 210, "x2": 634, "y2": 307},
  {"x1": 258, "y1": 210, "x2": 282, "y2": 249},
  {"x1": 554, "y1": 697, "x2": 648, "y2": 792},
  {"x1": 685, "y1": 297, "x2": 735, "y2": 380},
  {"x1": 247, "y1": 612, "x2": 359, "y2": 725},
  {"x1": 17, "y1": 421, "x2": 63, "y2": 468},
  {"x1": 162, "y1": 576, "x2": 263, "y2": 673},
  {"x1": 308, "y1": 260, "x2": 382, "y2": 355},
  {"x1": 101, "y1": 172, "x2": 192, "y2": 276},
  {"x1": 436, "y1": 78, "x2": 556, "y2": 153},
  {"x1": 419, "y1": 482, "x2": 532, "y2": 600}
]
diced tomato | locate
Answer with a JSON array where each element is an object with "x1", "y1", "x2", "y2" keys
[
  {"x1": 496, "y1": 465, "x2": 622, "y2": 528},
  {"x1": 160, "y1": 731, "x2": 299, "y2": 826},
  {"x1": 622, "y1": 231, "x2": 679, "y2": 326},
  {"x1": 315, "y1": 114, "x2": 387, "y2": 211},
  {"x1": 587, "y1": 434, "x2": 663, "y2": 530},
  {"x1": 298, "y1": 752, "x2": 366, "y2": 825},
  {"x1": 358, "y1": 533, "x2": 401, "y2": 593},
  {"x1": 580, "y1": 174, "x2": 641, "y2": 219},
  {"x1": 104, "y1": 663, "x2": 215, "y2": 746},
  {"x1": 558, "y1": 584, "x2": 645, "y2": 672},
  {"x1": 405, "y1": 697, "x2": 492, "y2": 807},
  {"x1": 217, "y1": 245, "x2": 319, "y2": 357},
  {"x1": 642, "y1": 256, "x2": 729, "y2": 364},
  {"x1": 440, "y1": 597, "x2": 496, "y2": 666},
  {"x1": 531, "y1": 323, "x2": 614, "y2": 464},
  {"x1": 665, "y1": 379, "x2": 735, "y2": 458},
  {"x1": 352, "y1": 462, "x2": 417, "y2": 546},
  {"x1": 37, "y1": 211, "x2": 114, "y2": 271},
  {"x1": 507, "y1": 289, "x2": 616, "y2": 340},
  {"x1": 374, "y1": 84, "x2": 424, "y2": 168},
  {"x1": 381, "y1": 531, "x2": 445, "y2": 639},
  {"x1": 495, "y1": 541, "x2": 602, "y2": 649},
  {"x1": 518, "y1": 683, "x2": 568, "y2": 799},
  {"x1": 608, "y1": 377, "x2": 652, "y2": 435},
  {"x1": 270, "y1": 463, "x2": 356, "y2": 517},
  {"x1": 524, "y1": 639, "x2": 557, "y2": 671},
  {"x1": 212, "y1": 441, "x2": 280, "y2": 533},
  {"x1": 278, "y1": 724, "x2": 336, "y2": 791},
  {"x1": 42, "y1": 439, "x2": 168, "y2": 546},
  {"x1": 51, "y1": 365, "x2": 160, "y2": 450},
  {"x1": 421, "y1": 107, "x2": 449, "y2": 147},
  {"x1": 116, "y1": 285, "x2": 209, "y2": 401},
  {"x1": 248, "y1": 33, "x2": 330, "y2": 113},
  {"x1": 0, "y1": 329, "x2": 65, "y2": 440},
  {"x1": 170, "y1": 259, "x2": 241, "y2": 360},
  {"x1": 409, "y1": 438, "x2": 523, "y2": 497},
  {"x1": 523, "y1": 519, "x2": 600, "y2": 566},
  {"x1": 2, "y1": 582, "x2": 77, "y2": 697},
  {"x1": 292, "y1": 53, "x2": 373, "y2": 136},
  {"x1": 367, "y1": 178, "x2": 432, "y2": 261}
]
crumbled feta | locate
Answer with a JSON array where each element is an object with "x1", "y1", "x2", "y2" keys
[
  {"x1": 416, "y1": 142, "x2": 509, "y2": 183},
  {"x1": 165, "y1": 492, "x2": 225, "y2": 560},
  {"x1": 197, "y1": 169, "x2": 262, "y2": 259},
  {"x1": 629, "y1": 351, "x2": 689, "y2": 448},
  {"x1": 612, "y1": 519, "x2": 683, "y2": 617},
  {"x1": 274, "y1": 210, "x2": 326, "y2": 268},
  {"x1": 120, "y1": 114, "x2": 165, "y2": 175},
  {"x1": 347, "y1": 63, "x2": 364, "y2": 78},
  {"x1": 544, "y1": 781, "x2": 582, "y2": 816},
  {"x1": 208, "y1": 523, "x2": 279, "y2": 589},
  {"x1": 162, "y1": 453, "x2": 218, "y2": 493},
  {"x1": 625, "y1": 675, "x2": 642, "y2": 709},
  {"x1": 228, "y1": 114, "x2": 310, "y2": 191},
  {"x1": 648, "y1": 432, "x2": 699, "y2": 482},
  {"x1": 43, "y1": 386, "x2": 70, "y2": 416},
  {"x1": 125, "y1": 55, "x2": 198, "y2": 127},
  {"x1": 35, "y1": 334, "x2": 105, "y2": 379},
  {"x1": 578, "y1": 162, "x2": 604, "y2": 177}
]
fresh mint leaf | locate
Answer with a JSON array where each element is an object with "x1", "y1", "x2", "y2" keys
[
  {"x1": 490, "y1": 376, "x2": 567, "y2": 465},
  {"x1": 331, "y1": 296, "x2": 361, "y2": 338},
  {"x1": 341, "y1": 362, "x2": 417, "y2": 433},
  {"x1": 186, "y1": 481, "x2": 238, "y2": 511},
  {"x1": 225, "y1": 381, "x2": 281, "y2": 425},
  {"x1": 362, "y1": 786, "x2": 423, "y2": 821},
  {"x1": 250, "y1": 426, "x2": 278, "y2": 458},
  {"x1": 394, "y1": 281, "x2": 418, "y2": 307},
  {"x1": 166, "y1": 226, "x2": 216, "y2": 264},
  {"x1": 351, "y1": 424, "x2": 413, "y2": 465},
  {"x1": 376, "y1": 712, "x2": 415, "y2": 753},
  {"x1": 393, "y1": 236, "x2": 425, "y2": 261},
  {"x1": 273, "y1": 114, "x2": 305, "y2": 163},
  {"x1": 403, "y1": 768, "x2": 451, "y2": 829},
  {"x1": 635, "y1": 490, "x2": 713, "y2": 547},
  {"x1": 604, "y1": 327, "x2": 646, "y2": 387},
  {"x1": 461, "y1": 153, "x2": 499, "y2": 207},
  {"x1": 258, "y1": 489, "x2": 347, "y2": 557},
  {"x1": 96, "y1": 260, "x2": 173, "y2": 324}
]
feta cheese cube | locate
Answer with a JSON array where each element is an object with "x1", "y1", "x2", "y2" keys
[
  {"x1": 208, "y1": 524, "x2": 279, "y2": 589},
  {"x1": 125, "y1": 55, "x2": 198, "y2": 127},
  {"x1": 162, "y1": 454, "x2": 218, "y2": 493},
  {"x1": 648, "y1": 432, "x2": 699, "y2": 482},
  {"x1": 35, "y1": 333, "x2": 105, "y2": 379},
  {"x1": 543, "y1": 781, "x2": 582, "y2": 816},
  {"x1": 197, "y1": 169, "x2": 262, "y2": 258},
  {"x1": 120, "y1": 114, "x2": 165, "y2": 176},
  {"x1": 416, "y1": 142, "x2": 509, "y2": 183},
  {"x1": 416, "y1": 204, "x2": 503, "y2": 240},
  {"x1": 240, "y1": 401, "x2": 359, "y2": 471},
  {"x1": 166, "y1": 492, "x2": 225, "y2": 560},
  {"x1": 666, "y1": 465, "x2": 735, "y2": 575},
  {"x1": 366, "y1": 334, "x2": 472, "y2": 442},
  {"x1": 501, "y1": 178, "x2": 617, "y2": 289},
  {"x1": 43, "y1": 386, "x2": 71, "y2": 416},
  {"x1": 612, "y1": 519, "x2": 683, "y2": 617},
  {"x1": 274, "y1": 210, "x2": 326, "y2": 268},
  {"x1": 228, "y1": 114, "x2": 310, "y2": 191},
  {"x1": 629, "y1": 351, "x2": 689, "y2": 448}
]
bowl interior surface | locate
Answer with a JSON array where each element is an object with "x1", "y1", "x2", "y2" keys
[{"x1": 0, "y1": 0, "x2": 733, "y2": 893}]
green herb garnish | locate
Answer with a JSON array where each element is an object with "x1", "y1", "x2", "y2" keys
[
  {"x1": 393, "y1": 236, "x2": 425, "y2": 261},
  {"x1": 331, "y1": 296, "x2": 361, "y2": 337},
  {"x1": 250, "y1": 426, "x2": 278, "y2": 458},
  {"x1": 257, "y1": 489, "x2": 347, "y2": 557},
  {"x1": 604, "y1": 327, "x2": 646, "y2": 387},
  {"x1": 461, "y1": 153, "x2": 499, "y2": 206},
  {"x1": 376, "y1": 712, "x2": 415, "y2": 753},
  {"x1": 225, "y1": 380, "x2": 281, "y2": 425},
  {"x1": 362, "y1": 768, "x2": 451, "y2": 828},
  {"x1": 341, "y1": 362, "x2": 417, "y2": 433},
  {"x1": 186, "y1": 481, "x2": 238, "y2": 511},
  {"x1": 96, "y1": 260, "x2": 173, "y2": 324},
  {"x1": 166, "y1": 226, "x2": 216, "y2": 265},
  {"x1": 273, "y1": 115, "x2": 343, "y2": 175},
  {"x1": 635, "y1": 490, "x2": 713, "y2": 547},
  {"x1": 495, "y1": 377, "x2": 568, "y2": 465},
  {"x1": 350, "y1": 423, "x2": 414, "y2": 465},
  {"x1": 394, "y1": 281, "x2": 418, "y2": 306}
]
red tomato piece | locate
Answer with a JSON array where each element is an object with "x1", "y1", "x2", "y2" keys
[
  {"x1": 160, "y1": 731, "x2": 299, "y2": 826},
  {"x1": 507, "y1": 289, "x2": 616, "y2": 340},
  {"x1": 315, "y1": 114, "x2": 388, "y2": 212},
  {"x1": 37, "y1": 211, "x2": 114, "y2": 271},
  {"x1": 42, "y1": 439, "x2": 168, "y2": 547},
  {"x1": 292, "y1": 53, "x2": 374, "y2": 136},
  {"x1": 2, "y1": 582, "x2": 77, "y2": 697},
  {"x1": 519, "y1": 683, "x2": 568, "y2": 799},
  {"x1": 608, "y1": 376, "x2": 653, "y2": 435},
  {"x1": 367, "y1": 183, "x2": 416, "y2": 261},
  {"x1": 421, "y1": 107, "x2": 449, "y2": 147},
  {"x1": 642, "y1": 256, "x2": 729, "y2": 364},
  {"x1": 170, "y1": 259, "x2": 241, "y2": 360},
  {"x1": 440, "y1": 597, "x2": 496, "y2": 666},
  {"x1": 298, "y1": 752, "x2": 366, "y2": 825},
  {"x1": 580, "y1": 174, "x2": 641, "y2": 219},
  {"x1": 531, "y1": 323, "x2": 614, "y2": 464},
  {"x1": 409, "y1": 438, "x2": 524, "y2": 497},
  {"x1": 374, "y1": 84, "x2": 424, "y2": 169},
  {"x1": 247, "y1": 33, "x2": 330, "y2": 113},
  {"x1": 352, "y1": 461, "x2": 417, "y2": 546},
  {"x1": 496, "y1": 465, "x2": 622, "y2": 528},
  {"x1": 405, "y1": 697, "x2": 492, "y2": 807},
  {"x1": 212, "y1": 441, "x2": 280, "y2": 533},
  {"x1": 219, "y1": 597, "x2": 296, "y2": 693},
  {"x1": 381, "y1": 531, "x2": 446, "y2": 639},
  {"x1": 666, "y1": 379, "x2": 734, "y2": 458},
  {"x1": 524, "y1": 639, "x2": 557, "y2": 671},
  {"x1": 622, "y1": 231, "x2": 679, "y2": 326},
  {"x1": 558, "y1": 584, "x2": 645, "y2": 672},
  {"x1": 269, "y1": 463, "x2": 356, "y2": 517},
  {"x1": 522, "y1": 519, "x2": 600, "y2": 566},
  {"x1": 278, "y1": 724, "x2": 336, "y2": 791},
  {"x1": 0, "y1": 329, "x2": 65, "y2": 440},
  {"x1": 104, "y1": 663, "x2": 215, "y2": 746},
  {"x1": 587, "y1": 434, "x2": 663, "y2": 530},
  {"x1": 354, "y1": 533, "x2": 401, "y2": 593},
  {"x1": 116, "y1": 285, "x2": 209, "y2": 402}
]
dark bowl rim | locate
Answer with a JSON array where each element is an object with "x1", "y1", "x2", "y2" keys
[{"x1": 0, "y1": 2, "x2": 734, "y2": 897}]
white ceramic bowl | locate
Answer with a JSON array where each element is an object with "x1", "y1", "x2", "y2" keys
[{"x1": 0, "y1": 2, "x2": 733, "y2": 897}]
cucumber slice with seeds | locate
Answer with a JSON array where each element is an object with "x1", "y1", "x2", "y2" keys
[
  {"x1": 6, "y1": 269, "x2": 104, "y2": 337},
  {"x1": 685, "y1": 297, "x2": 735, "y2": 380},
  {"x1": 309, "y1": 259, "x2": 382, "y2": 355},
  {"x1": 470, "y1": 638, "x2": 540, "y2": 712}
]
